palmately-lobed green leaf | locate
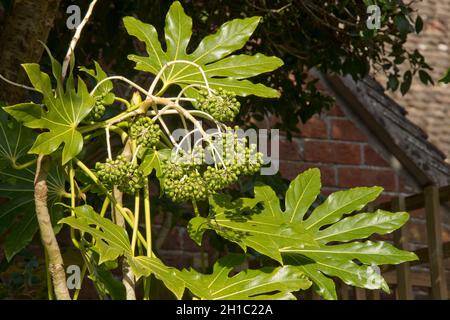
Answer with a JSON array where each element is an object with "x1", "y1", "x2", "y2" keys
[
  {"x1": 60, "y1": 205, "x2": 185, "y2": 299},
  {"x1": 0, "y1": 109, "x2": 65, "y2": 260},
  {"x1": 140, "y1": 148, "x2": 171, "y2": 177},
  {"x1": 60, "y1": 205, "x2": 132, "y2": 258},
  {"x1": 4, "y1": 49, "x2": 95, "y2": 165},
  {"x1": 128, "y1": 256, "x2": 185, "y2": 300},
  {"x1": 124, "y1": 1, "x2": 283, "y2": 98},
  {"x1": 314, "y1": 210, "x2": 410, "y2": 244},
  {"x1": 80, "y1": 61, "x2": 115, "y2": 105},
  {"x1": 189, "y1": 188, "x2": 318, "y2": 264},
  {"x1": 178, "y1": 254, "x2": 311, "y2": 300},
  {"x1": 192, "y1": 168, "x2": 417, "y2": 299}
]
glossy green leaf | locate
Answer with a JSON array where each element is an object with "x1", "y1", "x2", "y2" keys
[
  {"x1": 283, "y1": 255, "x2": 337, "y2": 300},
  {"x1": 281, "y1": 241, "x2": 417, "y2": 265},
  {"x1": 303, "y1": 187, "x2": 383, "y2": 232},
  {"x1": 140, "y1": 148, "x2": 171, "y2": 177},
  {"x1": 124, "y1": 1, "x2": 282, "y2": 98},
  {"x1": 6, "y1": 48, "x2": 95, "y2": 165},
  {"x1": 128, "y1": 256, "x2": 185, "y2": 300},
  {"x1": 3, "y1": 103, "x2": 42, "y2": 127},
  {"x1": 83, "y1": 247, "x2": 126, "y2": 300},
  {"x1": 60, "y1": 205, "x2": 185, "y2": 300},
  {"x1": 178, "y1": 254, "x2": 311, "y2": 300},
  {"x1": 315, "y1": 210, "x2": 409, "y2": 243},
  {"x1": 60, "y1": 205, "x2": 131, "y2": 259},
  {"x1": 80, "y1": 61, "x2": 115, "y2": 105},
  {"x1": 4, "y1": 210, "x2": 38, "y2": 260},
  {"x1": 198, "y1": 169, "x2": 416, "y2": 299},
  {"x1": 191, "y1": 188, "x2": 317, "y2": 264},
  {"x1": 0, "y1": 110, "x2": 64, "y2": 260},
  {"x1": 285, "y1": 168, "x2": 321, "y2": 223}
]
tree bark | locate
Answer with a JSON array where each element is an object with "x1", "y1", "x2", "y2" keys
[
  {"x1": 0, "y1": 0, "x2": 61, "y2": 103},
  {"x1": 35, "y1": 155, "x2": 70, "y2": 300}
]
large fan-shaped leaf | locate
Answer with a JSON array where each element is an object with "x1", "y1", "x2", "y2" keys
[
  {"x1": 0, "y1": 110, "x2": 64, "y2": 260},
  {"x1": 124, "y1": 1, "x2": 283, "y2": 98},
  {"x1": 189, "y1": 185, "x2": 318, "y2": 264},
  {"x1": 191, "y1": 168, "x2": 417, "y2": 299},
  {"x1": 60, "y1": 205, "x2": 185, "y2": 299},
  {"x1": 4, "y1": 50, "x2": 95, "y2": 165},
  {"x1": 178, "y1": 254, "x2": 311, "y2": 300}
]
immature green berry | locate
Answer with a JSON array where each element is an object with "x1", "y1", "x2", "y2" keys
[
  {"x1": 95, "y1": 155, "x2": 145, "y2": 194},
  {"x1": 130, "y1": 116, "x2": 162, "y2": 148},
  {"x1": 89, "y1": 92, "x2": 108, "y2": 121},
  {"x1": 197, "y1": 88, "x2": 240, "y2": 122}
]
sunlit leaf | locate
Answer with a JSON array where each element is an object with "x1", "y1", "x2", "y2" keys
[
  {"x1": 124, "y1": 1, "x2": 283, "y2": 98},
  {"x1": 178, "y1": 254, "x2": 311, "y2": 300},
  {"x1": 193, "y1": 169, "x2": 416, "y2": 299}
]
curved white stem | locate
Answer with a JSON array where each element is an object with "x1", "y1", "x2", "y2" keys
[
  {"x1": 105, "y1": 126, "x2": 112, "y2": 160},
  {"x1": 132, "y1": 145, "x2": 141, "y2": 164},
  {"x1": 175, "y1": 84, "x2": 212, "y2": 105},
  {"x1": 174, "y1": 128, "x2": 201, "y2": 157},
  {"x1": 148, "y1": 60, "x2": 212, "y2": 97},
  {"x1": 90, "y1": 76, "x2": 150, "y2": 97}
]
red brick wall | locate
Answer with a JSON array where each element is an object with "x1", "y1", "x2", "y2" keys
[{"x1": 277, "y1": 104, "x2": 415, "y2": 197}]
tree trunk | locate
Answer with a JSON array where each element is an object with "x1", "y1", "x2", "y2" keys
[{"x1": 0, "y1": 0, "x2": 61, "y2": 104}]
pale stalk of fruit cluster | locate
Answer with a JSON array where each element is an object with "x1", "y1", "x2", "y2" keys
[
  {"x1": 147, "y1": 60, "x2": 212, "y2": 97},
  {"x1": 62, "y1": 0, "x2": 99, "y2": 79}
]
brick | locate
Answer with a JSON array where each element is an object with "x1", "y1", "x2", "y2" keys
[
  {"x1": 279, "y1": 138, "x2": 302, "y2": 161},
  {"x1": 398, "y1": 176, "x2": 415, "y2": 193},
  {"x1": 337, "y1": 167, "x2": 396, "y2": 191},
  {"x1": 304, "y1": 140, "x2": 362, "y2": 165},
  {"x1": 409, "y1": 208, "x2": 425, "y2": 219},
  {"x1": 331, "y1": 118, "x2": 368, "y2": 142},
  {"x1": 296, "y1": 115, "x2": 328, "y2": 139},
  {"x1": 279, "y1": 162, "x2": 336, "y2": 187},
  {"x1": 364, "y1": 145, "x2": 389, "y2": 167},
  {"x1": 327, "y1": 104, "x2": 345, "y2": 117},
  {"x1": 160, "y1": 226, "x2": 183, "y2": 250}
]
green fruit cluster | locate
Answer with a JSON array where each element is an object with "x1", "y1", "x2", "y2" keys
[
  {"x1": 95, "y1": 155, "x2": 144, "y2": 194},
  {"x1": 161, "y1": 130, "x2": 263, "y2": 203},
  {"x1": 90, "y1": 92, "x2": 108, "y2": 121},
  {"x1": 197, "y1": 88, "x2": 240, "y2": 122},
  {"x1": 130, "y1": 116, "x2": 162, "y2": 148}
]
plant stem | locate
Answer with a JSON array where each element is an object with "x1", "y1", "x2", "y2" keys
[
  {"x1": 192, "y1": 199, "x2": 200, "y2": 217},
  {"x1": 12, "y1": 158, "x2": 36, "y2": 170},
  {"x1": 144, "y1": 179, "x2": 152, "y2": 257},
  {"x1": 143, "y1": 277, "x2": 151, "y2": 300},
  {"x1": 69, "y1": 162, "x2": 80, "y2": 248},
  {"x1": 131, "y1": 191, "x2": 140, "y2": 255},
  {"x1": 72, "y1": 264, "x2": 87, "y2": 300},
  {"x1": 43, "y1": 245, "x2": 53, "y2": 300},
  {"x1": 99, "y1": 197, "x2": 110, "y2": 217},
  {"x1": 73, "y1": 157, "x2": 147, "y2": 247},
  {"x1": 35, "y1": 155, "x2": 71, "y2": 300},
  {"x1": 62, "y1": 0, "x2": 99, "y2": 79},
  {"x1": 114, "y1": 96, "x2": 131, "y2": 109}
]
